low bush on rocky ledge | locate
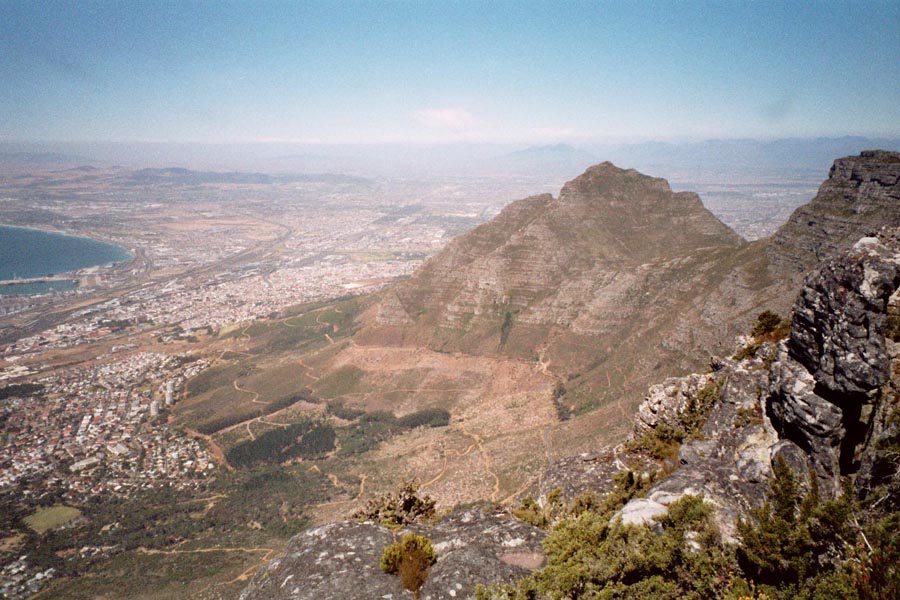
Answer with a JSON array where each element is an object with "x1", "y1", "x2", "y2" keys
[
  {"x1": 482, "y1": 494, "x2": 734, "y2": 599},
  {"x1": 381, "y1": 533, "x2": 436, "y2": 597},
  {"x1": 734, "y1": 310, "x2": 790, "y2": 360},
  {"x1": 626, "y1": 379, "x2": 722, "y2": 461},
  {"x1": 513, "y1": 471, "x2": 654, "y2": 530},
  {"x1": 492, "y1": 455, "x2": 899, "y2": 600}
]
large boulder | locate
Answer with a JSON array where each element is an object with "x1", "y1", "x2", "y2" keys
[{"x1": 240, "y1": 505, "x2": 546, "y2": 600}]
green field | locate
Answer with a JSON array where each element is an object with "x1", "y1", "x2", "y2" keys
[{"x1": 24, "y1": 505, "x2": 82, "y2": 533}]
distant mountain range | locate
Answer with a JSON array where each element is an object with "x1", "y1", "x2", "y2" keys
[
  {"x1": 586, "y1": 136, "x2": 900, "y2": 174},
  {"x1": 498, "y1": 143, "x2": 598, "y2": 175},
  {"x1": 0, "y1": 151, "x2": 97, "y2": 170},
  {"x1": 3, "y1": 137, "x2": 898, "y2": 180},
  {"x1": 124, "y1": 167, "x2": 370, "y2": 186}
]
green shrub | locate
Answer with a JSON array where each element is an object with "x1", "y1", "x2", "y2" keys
[
  {"x1": 500, "y1": 311, "x2": 514, "y2": 347},
  {"x1": 512, "y1": 488, "x2": 568, "y2": 529},
  {"x1": 734, "y1": 405, "x2": 764, "y2": 429},
  {"x1": 682, "y1": 380, "x2": 721, "y2": 439},
  {"x1": 381, "y1": 533, "x2": 437, "y2": 596},
  {"x1": 751, "y1": 311, "x2": 785, "y2": 338},
  {"x1": 491, "y1": 495, "x2": 735, "y2": 599},
  {"x1": 626, "y1": 424, "x2": 685, "y2": 461},
  {"x1": 736, "y1": 457, "x2": 857, "y2": 598},
  {"x1": 512, "y1": 496, "x2": 550, "y2": 529}
]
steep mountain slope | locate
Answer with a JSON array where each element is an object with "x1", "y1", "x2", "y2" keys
[
  {"x1": 357, "y1": 163, "x2": 747, "y2": 412},
  {"x1": 356, "y1": 153, "x2": 900, "y2": 416}
]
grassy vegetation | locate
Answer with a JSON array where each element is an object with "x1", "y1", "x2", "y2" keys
[
  {"x1": 313, "y1": 365, "x2": 365, "y2": 398},
  {"x1": 194, "y1": 390, "x2": 314, "y2": 435},
  {"x1": 48, "y1": 548, "x2": 252, "y2": 600},
  {"x1": 23, "y1": 505, "x2": 81, "y2": 533},
  {"x1": 381, "y1": 533, "x2": 437, "y2": 597},
  {"x1": 186, "y1": 362, "x2": 254, "y2": 396},
  {"x1": 10, "y1": 462, "x2": 334, "y2": 599},
  {"x1": 180, "y1": 296, "x2": 367, "y2": 433}
]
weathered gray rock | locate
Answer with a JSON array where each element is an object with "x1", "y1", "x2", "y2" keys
[
  {"x1": 769, "y1": 230, "x2": 900, "y2": 495},
  {"x1": 415, "y1": 505, "x2": 546, "y2": 600},
  {"x1": 524, "y1": 446, "x2": 656, "y2": 502},
  {"x1": 238, "y1": 521, "x2": 405, "y2": 600},
  {"x1": 621, "y1": 352, "x2": 778, "y2": 541},
  {"x1": 240, "y1": 505, "x2": 546, "y2": 600},
  {"x1": 617, "y1": 228, "x2": 900, "y2": 535},
  {"x1": 633, "y1": 373, "x2": 715, "y2": 436},
  {"x1": 788, "y1": 234, "x2": 900, "y2": 394},
  {"x1": 616, "y1": 496, "x2": 670, "y2": 527}
]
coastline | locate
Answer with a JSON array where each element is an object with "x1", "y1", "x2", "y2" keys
[{"x1": 0, "y1": 224, "x2": 134, "y2": 295}]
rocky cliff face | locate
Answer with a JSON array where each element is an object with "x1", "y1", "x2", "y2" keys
[
  {"x1": 615, "y1": 228, "x2": 900, "y2": 538},
  {"x1": 768, "y1": 150, "x2": 900, "y2": 284}
]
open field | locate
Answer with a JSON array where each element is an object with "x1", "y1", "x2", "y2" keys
[{"x1": 23, "y1": 506, "x2": 82, "y2": 534}]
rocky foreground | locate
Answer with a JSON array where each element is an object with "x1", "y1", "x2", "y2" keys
[{"x1": 240, "y1": 221, "x2": 900, "y2": 598}]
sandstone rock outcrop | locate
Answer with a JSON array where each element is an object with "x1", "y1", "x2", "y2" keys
[{"x1": 770, "y1": 230, "x2": 900, "y2": 495}]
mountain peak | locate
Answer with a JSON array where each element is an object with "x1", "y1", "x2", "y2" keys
[{"x1": 561, "y1": 161, "x2": 672, "y2": 199}]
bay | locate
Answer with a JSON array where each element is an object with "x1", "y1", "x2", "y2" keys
[{"x1": 0, "y1": 225, "x2": 131, "y2": 295}]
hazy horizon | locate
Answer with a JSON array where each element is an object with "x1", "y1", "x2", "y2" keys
[{"x1": 2, "y1": 1, "x2": 898, "y2": 145}]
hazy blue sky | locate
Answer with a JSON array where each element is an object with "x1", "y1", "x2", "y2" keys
[{"x1": 1, "y1": 0, "x2": 898, "y2": 144}]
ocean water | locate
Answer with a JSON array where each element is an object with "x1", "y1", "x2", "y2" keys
[{"x1": 0, "y1": 225, "x2": 131, "y2": 295}]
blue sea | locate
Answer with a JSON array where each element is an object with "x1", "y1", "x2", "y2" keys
[{"x1": 0, "y1": 225, "x2": 131, "y2": 295}]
